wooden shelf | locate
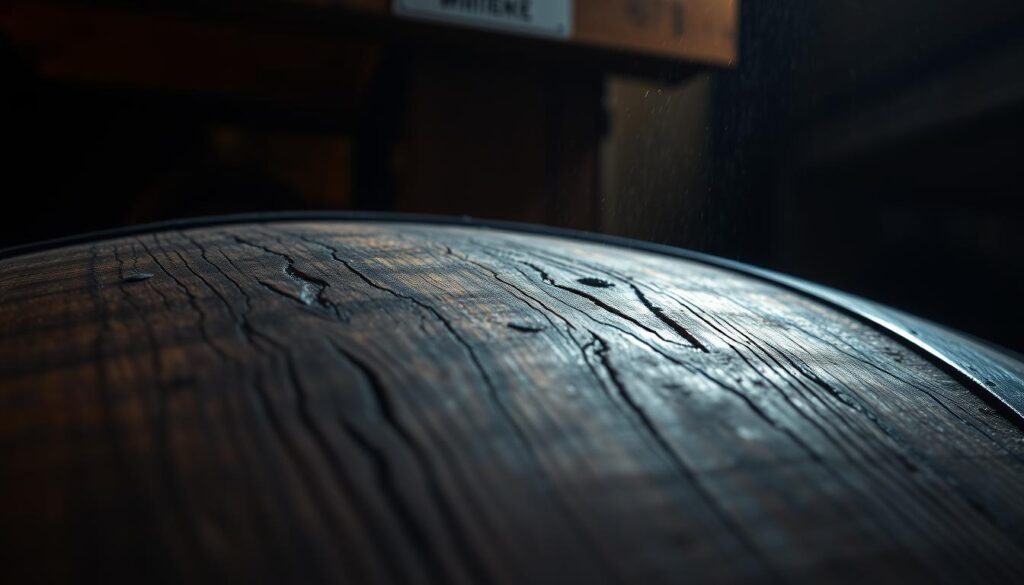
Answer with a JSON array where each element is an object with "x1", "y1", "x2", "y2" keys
[
  {"x1": 1, "y1": 0, "x2": 738, "y2": 98},
  {"x1": 324, "y1": 0, "x2": 738, "y2": 65}
]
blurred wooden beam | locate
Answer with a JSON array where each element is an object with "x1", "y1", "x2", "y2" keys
[
  {"x1": 0, "y1": 1, "x2": 383, "y2": 105},
  {"x1": 573, "y1": 0, "x2": 737, "y2": 65}
]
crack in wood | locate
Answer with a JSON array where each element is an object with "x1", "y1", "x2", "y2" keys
[
  {"x1": 628, "y1": 283, "x2": 709, "y2": 352},
  {"x1": 576, "y1": 277, "x2": 614, "y2": 288}
]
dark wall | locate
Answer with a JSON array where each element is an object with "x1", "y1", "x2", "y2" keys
[{"x1": 698, "y1": 0, "x2": 1024, "y2": 349}]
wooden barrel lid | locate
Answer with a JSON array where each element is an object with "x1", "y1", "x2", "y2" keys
[{"x1": 3, "y1": 218, "x2": 1024, "y2": 583}]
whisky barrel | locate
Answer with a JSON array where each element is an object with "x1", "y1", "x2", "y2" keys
[{"x1": 3, "y1": 215, "x2": 1024, "y2": 583}]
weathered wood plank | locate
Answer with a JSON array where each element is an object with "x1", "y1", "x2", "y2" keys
[{"x1": 2, "y1": 221, "x2": 1024, "y2": 583}]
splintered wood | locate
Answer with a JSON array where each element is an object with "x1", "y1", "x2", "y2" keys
[{"x1": 2, "y1": 222, "x2": 1023, "y2": 583}]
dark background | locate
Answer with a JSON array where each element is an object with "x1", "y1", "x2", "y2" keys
[{"x1": 2, "y1": 0, "x2": 1023, "y2": 349}]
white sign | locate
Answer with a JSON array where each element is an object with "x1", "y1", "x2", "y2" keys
[{"x1": 394, "y1": 0, "x2": 572, "y2": 39}]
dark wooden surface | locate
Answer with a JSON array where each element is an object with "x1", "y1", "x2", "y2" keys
[{"x1": 3, "y1": 221, "x2": 1024, "y2": 583}]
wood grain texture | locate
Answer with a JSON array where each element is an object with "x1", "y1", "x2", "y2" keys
[{"x1": 2, "y1": 221, "x2": 1024, "y2": 584}]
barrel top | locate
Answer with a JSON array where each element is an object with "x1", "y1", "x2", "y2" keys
[{"x1": 3, "y1": 218, "x2": 1024, "y2": 583}]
